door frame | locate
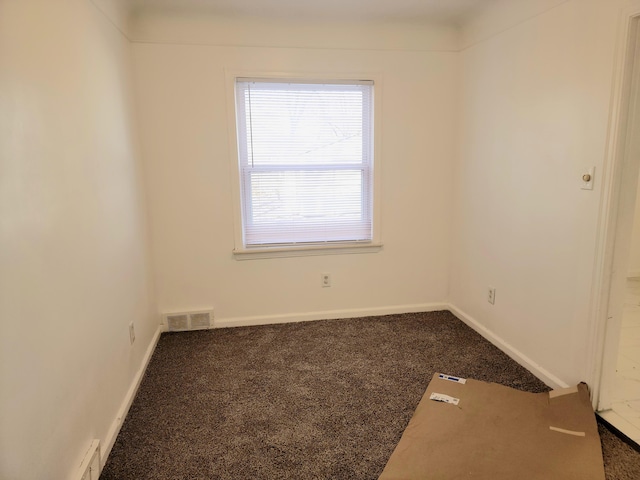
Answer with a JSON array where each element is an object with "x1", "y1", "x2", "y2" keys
[{"x1": 588, "y1": 3, "x2": 640, "y2": 411}]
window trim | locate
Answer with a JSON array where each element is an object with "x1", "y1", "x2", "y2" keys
[{"x1": 225, "y1": 70, "x2": 383, "y2": 259}]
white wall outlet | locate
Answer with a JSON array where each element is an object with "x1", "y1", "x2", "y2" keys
[
  {"x1": 128, "y1": 322, "x2": 135, "y2": 344},
  {"x1": 488, "y1": 287, "x2": 496, "y2": 305},
  {"x1": 321, "y1": 273, "x2": 331, "y2": 287}
]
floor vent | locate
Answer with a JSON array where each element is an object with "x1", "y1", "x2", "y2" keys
[
  {"x1": 164, "y1": 310, "x2": 214, "y2": 332},
  {"x1": 77, "y1": 440, "x2": 100, "y2": 480}
]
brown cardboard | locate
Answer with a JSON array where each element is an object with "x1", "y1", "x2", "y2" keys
[{"x1": 379, "y1": 374, "x2": 605, "y2": 479}]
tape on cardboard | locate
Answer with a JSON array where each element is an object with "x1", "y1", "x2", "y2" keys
[
  {"x1": 429, "y1": 392, "x2": 460, "y2": 406},
  {"x1": 549, "y1": 385, "x2": 579, "y2": 399},
  {"x1": 438, "y1": 373, "x2": 467, "y2": 384},
  {"x1": 549, "y1": 426, "x2": 586, "y2": 437}
]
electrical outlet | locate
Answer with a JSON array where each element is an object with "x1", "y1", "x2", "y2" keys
[
  {"x1": 488, "y1": 287, "x2": 496, "y2": 305},
  {"x1": 321, "y1": 273, "x2": 331, "y2": 287},
  {"x1": 128, "y1": 322, "x2": 135, "y2": 344}
]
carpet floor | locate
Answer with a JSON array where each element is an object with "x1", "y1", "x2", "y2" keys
[{"x1": 101, "y1": 310, "x2": 640, "y2": 479}]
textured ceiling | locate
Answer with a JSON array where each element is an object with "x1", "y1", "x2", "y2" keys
[{"x1": 130, "y1": 0, "x2": 498, "y2": 24}]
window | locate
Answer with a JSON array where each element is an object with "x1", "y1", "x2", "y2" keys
[{"x1": 233, "y1": 78, "x2": 379, "y2": 256}]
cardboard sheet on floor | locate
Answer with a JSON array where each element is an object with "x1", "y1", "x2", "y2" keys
[{"x1": 379, "y1": 373, "x2": 605, "y2": 480}]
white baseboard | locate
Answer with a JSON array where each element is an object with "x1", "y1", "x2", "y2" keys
[
  {"x1": 446, "y1": 304, "x2": 569, "y2": 390},
  {"x1": 214, "y1": 303, "x2": 449, "y2": 329},
  {"x1": 102, "y1": 324, "x2": 164, "y2": 466}
]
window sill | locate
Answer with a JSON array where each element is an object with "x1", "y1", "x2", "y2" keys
[{"x1": 233, "y1": 242, "x2": 383, "y2": 260}]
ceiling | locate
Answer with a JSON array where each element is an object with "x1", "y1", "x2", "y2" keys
[{"x1": 130, "y1": 0, "x2": 498, "y2": 24}]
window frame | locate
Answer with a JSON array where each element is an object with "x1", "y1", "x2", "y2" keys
[{"x1": 225, "y1": 71, "x2": 383, "y2": 260}]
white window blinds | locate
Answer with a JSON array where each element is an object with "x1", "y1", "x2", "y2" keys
[{"x1": 235, "y1": 79, "x2": 374, "y2": 247}]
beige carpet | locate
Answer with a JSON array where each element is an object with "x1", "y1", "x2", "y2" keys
[{"x1": 101, "y1": 311, "x2": 640, "y2": 479}]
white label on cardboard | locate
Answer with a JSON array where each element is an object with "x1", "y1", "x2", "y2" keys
[
  {"x1": 430, "y1": 392, "x2": 460, "y2": 405},
  {"x1": 438, "y1": 374, "x2": 467, "y2": 384}
]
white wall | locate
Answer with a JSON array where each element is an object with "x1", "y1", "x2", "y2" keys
[
  {"x1": 451, "y1": 0, "x2": 623, "y2": 386},
  {"x1": 1, "y1": 2, "x2": 628, "y2": 476},
  {"x1": 460, "y1": 0, "x2": 570, "y2": 49},
  {"x1": 629, "y1": 168, "x2": 640, "y2": 278},
  {"x1": 0, "y1": 1, "x2": 157, "y2": 479},
  {"x1": 130, "y1": 15, "x2": 458, "y2": 324},
  {"x1": 133, "y1": 11, "x2": 459, "y2": 52},
  {"x1": 91, "y1": 0, "x2": 131, "y2": 35}
]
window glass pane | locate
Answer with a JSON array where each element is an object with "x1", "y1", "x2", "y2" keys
[
  {"x1": 248, "y1": 170, "x2": 364, "y2": 223},
  {"x1": 235, "y1": 79, "x2": 374, "y2": 247},
  {"x1": 243, "y1": 83, "x2": 366, "y2": 166}
]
